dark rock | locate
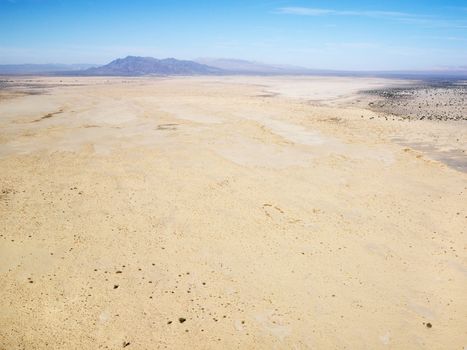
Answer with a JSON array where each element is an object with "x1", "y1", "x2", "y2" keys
[{"x1": 81, "y1": 56, "x2": 223, "y2": 76}]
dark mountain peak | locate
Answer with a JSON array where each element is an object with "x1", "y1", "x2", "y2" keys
[{"x1": 83, "y1": 56, "x2": 222, "y2": 76}]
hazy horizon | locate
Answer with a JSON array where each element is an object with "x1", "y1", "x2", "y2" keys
[{"x1": 1, "y1": 0, "x2": 467, "y2": 70}]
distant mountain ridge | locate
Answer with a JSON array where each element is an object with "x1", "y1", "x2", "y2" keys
[
  {"x1": 195, "y1": 58, "x2": 312, "y2": 74},
  {"x1": 82, "y1": 56, "x2": 222, "y2": 76},
  {"x1": 196, "y1": 58, "x2": 467, "y2": 78},
  {"x1": 1, "y1": 57, "x2": 467, "y2": 78},
  {"x1": 0, "y1": 63, "x2": 96, "y2": 74}
]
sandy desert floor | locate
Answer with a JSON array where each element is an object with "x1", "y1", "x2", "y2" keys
[{"x1": 0, "y1": 76, "x2": 466, "y2": 349}]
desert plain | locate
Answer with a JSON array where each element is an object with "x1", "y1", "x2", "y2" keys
[{"x1": 0, "y1": 76, "x2": 466, "y2": 349}]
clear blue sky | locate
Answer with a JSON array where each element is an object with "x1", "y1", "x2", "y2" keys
[{"x1": 1, "y1": 0, "x2": 466, "y2": 70}]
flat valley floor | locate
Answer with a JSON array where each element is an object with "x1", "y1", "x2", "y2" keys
[{"x1": 0, "y1": 76, "x2": 466, "y2": 349}]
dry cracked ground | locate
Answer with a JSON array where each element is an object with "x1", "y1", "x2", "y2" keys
[{"x1": 0, "y1": 76, "x2": 466, "y2": 349}]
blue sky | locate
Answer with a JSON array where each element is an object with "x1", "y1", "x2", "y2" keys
[{"x1": 1, "y1": 0, "x2": 466, "y2": 70}]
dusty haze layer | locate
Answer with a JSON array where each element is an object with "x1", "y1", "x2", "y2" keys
[{"x1": 0, "y1": 76, "x2": 466, "y2": 349}]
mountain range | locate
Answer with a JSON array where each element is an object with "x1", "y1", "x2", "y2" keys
[
  {"x1": 194, "y1": 58, "x2": 311, "y2": 74},
  {"x1": 82, "y1": 56, "x2": 222, "y2": 76},
  {"x1": 1, "y1": 56, "x2": 467, "y2": 78},
  {"x1": 0, "y1": 63, "x2": 96, "y2": 74}
]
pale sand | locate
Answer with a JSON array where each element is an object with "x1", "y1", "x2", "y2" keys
[{"x1": 0, "y1": 76, "x2": 466, "y2": 349}]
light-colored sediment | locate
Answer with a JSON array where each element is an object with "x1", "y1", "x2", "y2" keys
[{"x1": 0, "y1": 76, "x2": 466, "y2": 349}]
